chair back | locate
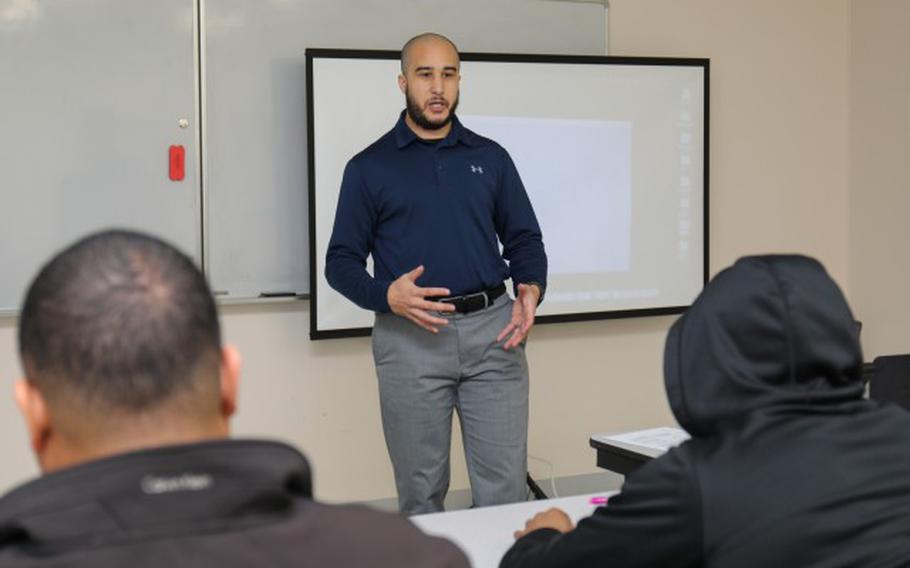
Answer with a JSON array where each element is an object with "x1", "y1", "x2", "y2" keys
[{"x1": 869, "y1": 354, "x2": 910, "y2": 411}]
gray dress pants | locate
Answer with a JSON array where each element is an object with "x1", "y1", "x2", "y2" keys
[{"x1": 372, "y1": 294, "x2": 529, "y2": 515}]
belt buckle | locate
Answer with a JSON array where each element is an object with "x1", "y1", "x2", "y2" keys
[
  {"x1": 440, "y1": 290, "x2": 491, "y2": 314},
  {"x1": 442, "y1": 293, "x2": 467, "y2": 314},
  {"x1": 465, "y1": 291, "x2": 488, "y2": 313}
]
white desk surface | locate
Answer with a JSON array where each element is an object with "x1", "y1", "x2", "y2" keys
[{"x1": 411, "y1": 492, "x2": 616, "y2": 568}]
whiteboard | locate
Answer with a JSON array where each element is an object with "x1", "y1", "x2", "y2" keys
[
  {"x1": 202, "y1": 0, "x2": 608, "y2": 299},
  {"x1": 0, "y1": 0, "x2": 607, "y2": 311},
  {"x1": 0, "y1": 0, "x2": 200, "y2": 312}
]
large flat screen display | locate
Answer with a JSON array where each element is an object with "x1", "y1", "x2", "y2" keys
[{"x1": 308, "y1": 50, "x2": 708, "y2": 339}]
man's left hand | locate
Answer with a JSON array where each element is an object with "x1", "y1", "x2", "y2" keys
[
  {"x1": 513, "y1": 507, "x2": 575, "y2": 539},
  {"x1": 496, "y1": 283, "x2": 540, "y2": 350}
]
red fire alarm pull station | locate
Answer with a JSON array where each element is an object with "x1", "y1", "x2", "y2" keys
[{"x1": 169, "y1": 145, "x2": 185, "y2": 181}]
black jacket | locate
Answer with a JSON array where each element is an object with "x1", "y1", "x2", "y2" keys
[
  {"x1": 0, "y1": 439, "x2": 468, "y2": 567},
  {"x1": 502, "y1": 255, "x2": 910, "y2": 567}
]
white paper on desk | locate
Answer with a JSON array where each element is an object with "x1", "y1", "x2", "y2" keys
[{"x1": 605, "y1": 427, "x2": 690, "y2": 452}]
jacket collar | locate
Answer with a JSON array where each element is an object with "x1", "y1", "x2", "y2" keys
[
  {"x1": 0, "y1": 439, "x2": 311, "y2": 547},
  {"x1": 393, "y1": 109, "x2": 474, "y2": 149}
]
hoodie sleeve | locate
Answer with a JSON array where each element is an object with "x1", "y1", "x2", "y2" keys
[{"x1": 500, "y1": 446, "x2": 703, "y2": 568}]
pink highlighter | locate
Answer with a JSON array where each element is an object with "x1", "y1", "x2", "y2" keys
[{"x1": 589, "y1": 496, "x2": 610, "y2": 505}]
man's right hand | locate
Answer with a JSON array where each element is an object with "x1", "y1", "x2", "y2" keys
[{"x1": 387, "y1": 265, "x2": 456, "y2": 333}]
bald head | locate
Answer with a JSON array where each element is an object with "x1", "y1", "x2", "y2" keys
[{"x1": 401, "y1": 32, "x2": 460, "y2": 74}]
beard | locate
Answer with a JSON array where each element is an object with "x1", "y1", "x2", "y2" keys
[{"x1": 405, "y1": 88, "x2": 460, "y2": 131}]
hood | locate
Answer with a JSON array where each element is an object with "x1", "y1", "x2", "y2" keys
[{"x1": 665, "y1": 255, "x2": 864, "y2": 437}]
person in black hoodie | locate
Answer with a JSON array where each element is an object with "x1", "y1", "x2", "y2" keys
[
  {"x1": 501, "y1": 254, "x2": 910, "y2": 567},
  {"x1": 0, "y1": 229, "x2": 468, "y2": 568}
]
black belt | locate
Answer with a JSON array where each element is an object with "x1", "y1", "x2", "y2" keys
[{"x1": 431, "y1": 283, "x2": 506, "y2": 314}]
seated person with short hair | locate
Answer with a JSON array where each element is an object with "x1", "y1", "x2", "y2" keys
[
  {"x1": 0, "y1": 229, "x2": 468, "y2": 568},
  {"x1": 502, "y1": 255, "x2": 910, "y2": 568}
]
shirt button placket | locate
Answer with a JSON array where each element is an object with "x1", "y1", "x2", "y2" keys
[{"x1": 436, "y1": 155, "x2": 444, "y2": 189}]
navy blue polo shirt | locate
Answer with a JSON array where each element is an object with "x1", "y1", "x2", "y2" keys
[{"x1": 325, "y1": 111, "x2": 547, "y2": 313}]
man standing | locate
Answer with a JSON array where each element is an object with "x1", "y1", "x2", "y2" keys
[
  {"x1": 0, "y1": 230, "x2": 468, "y2": 567},
  {"x1": 326, "y1": 33, "x2": 547, "y2": 514}
]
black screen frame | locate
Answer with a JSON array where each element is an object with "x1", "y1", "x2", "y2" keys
[{"x1": 307, "y1": 49, "x2": 710, "y2": 340}]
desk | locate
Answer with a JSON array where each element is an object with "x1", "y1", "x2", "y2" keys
[
  {"x1": 590, "y1": 427, "x2": 689, "y2": 476},
  {"x1": 411, "y1": 492, "x2": 615, "y2": 568}
]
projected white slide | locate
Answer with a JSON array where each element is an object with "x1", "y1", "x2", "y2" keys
[
  {"x1": 308, "y1": 51, "x2": 707, "y2": 337},
  {"x1": 460, "y1": 115, "x2": 631, "y2": 275}
]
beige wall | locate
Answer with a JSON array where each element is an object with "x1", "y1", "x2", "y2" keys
[
  {"x1": 0, "y1": 0, "x2": 855, "y2": 501},
  {"x1": 0, "y1": 303, "x2": 674, "y2": 501},
  {"x1": 609, "y1": 0, "x2": 851, "y2": 281},
  {"x1": 848, "y1": 0, "x2": 910, "y2": 358}
]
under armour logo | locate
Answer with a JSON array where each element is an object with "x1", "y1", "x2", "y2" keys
[{"x1": 470, "y1": 165, "x2": 484, "y2": 174}]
